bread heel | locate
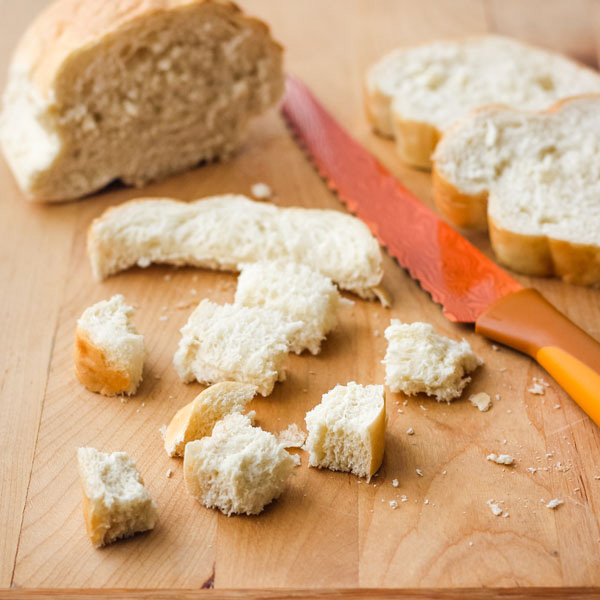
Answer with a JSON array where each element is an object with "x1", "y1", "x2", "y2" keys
[{"x1": 475, "y1": 288, "x2": 600, "y2": 427}]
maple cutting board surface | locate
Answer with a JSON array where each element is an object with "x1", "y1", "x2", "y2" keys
[{"x1": 2, "y1": 0, "x2": 600, "y2": 596}]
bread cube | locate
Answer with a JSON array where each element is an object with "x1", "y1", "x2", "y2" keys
[
  {"x1": 383, "y1": 321, "x2": 482, "y2": 401},
  {"x1": 173, "y1": 300, "x2": 300, "y2": 396},
  {"x1": 77, "y1": 447, "x2": 157, "y2": 547},
  {"x1": 74, "y1": 294, "x2": 144, "y2": 396},
  {"x1": 235, "y1": 260, "x2": 348, "y2": 354},
  {"x1": 305, "y1": 382, "x2": 386, "y2": 480},
  {"x1": 184, "y1": 413, "x2": 295, "y2": 516}
]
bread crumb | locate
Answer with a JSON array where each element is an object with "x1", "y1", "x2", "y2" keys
[
  {"x1": 392, "y1": 479, "x2": 399, "y2": 487},
  {"x1": 492, "y1": 345, "x2": 499, "y2": 351},
  {"x1": 250, "y1": 182, "x2": 272, "y2": 199},
  {"x1": 397, "y1": 408, "x2": 404, "y2": 413},
  {"x1": 389, "y1": 500, "x2": 398, "y2": 509},
  {"x1": 554, "y1": 404, "x2": 561, "y2": 409},
  {"x1": 595, "y1": 475, "x2": 600, "y2": 480},
  {"x1": 487, "y1": 453, "x2": 515, "y2": 465},
  {"x1": 470, "y1": 392, "x2": 492, "y2": 412},
  {"x1": 546, "y1": 498, "x2": 564, "y2": 509},
  {"x1": 468, "y1": 541, "x2": 473, "y2": 547},
  {"x1": 416, "y1": 468, "x2": 424, "y2": 477},
  {"x1": 166, "y1": 469, "x2": 173, "y2": 478},
  {"x1": 119, "y1": 396, "x2": 128, "y2": 404},
  {"x1": 159, "y1": 315, "x2": 168, "y2": 321},
  {"x1": 407, "y1": 427, "x2": 415, "y2": 435},
  {"x1": 424, "y1": 498, "x2": 429, "y2": 505},
  {"x1": 158, "y1": 424, "x2": 167, "y2": 440},
  {"x1": 372, "y1": 285, "x2": 392, "y2": 308},
  {"x1": 442, "y1": 470, "x2": 447, "y2": 475},
  {"x1": 506, "y1": 409, "x2": 512, "y2": 414},
  {"x1": 277, "y1": 423, "x2": 307, "y2": 448},
  {"x1": 419, "y1": 405, "x2": 427, "y2": 411},
  {"x1": 487, "y1": 499, "x2": 503, "y2": 516}
]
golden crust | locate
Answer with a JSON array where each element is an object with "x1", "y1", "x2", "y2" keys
[
  {"x1": 490, "y1": 218, "x2": 600, "y2": 286},
  {"x1": 13, "y1": 0, "x2": 282, "y2": 99},
  {"x1": 391, "y1": 114, "x2": 440, "y2": 170},
  {"x1": 367, "y1": 391, "x2": 387, "y2": 477},
  {"x1": 432, "y1": 166, "x2": 489, "y2": 230},
  {"x1": 73, "y1": 326, "x2": 132, "y2": 396},
  {"x1": 80, "y1": 485, "x2": 106, "y2": 547},
  {"x1": 164, "y1": 382, "x2": 256, "y2": 457}
]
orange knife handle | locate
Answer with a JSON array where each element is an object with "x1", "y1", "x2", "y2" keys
[{"x1": 475, "y1": 288, "x2": 600, "y2": 427}]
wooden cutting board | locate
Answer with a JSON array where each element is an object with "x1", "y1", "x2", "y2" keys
[{"x1": 2, "y1": 1, "x2": 600, "y2": 597}]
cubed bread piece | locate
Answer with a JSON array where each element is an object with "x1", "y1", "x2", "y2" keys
[
  {"x1": 173, "y1": 300, "x2": 300, "y2": 396},
  {"x1": 235, "y1": 260, "x2": 348, "y2": 355},
  {"x1": 74, "y1": 294, "x2": 144, "y2": 396},
  {"x1": 183, "y1": 412, "x2": 295, "y2": 516},
  {"x1": 164, "y1": 381, "x2": 257, "y2": 457},
  {"x1": 77, "y1": 447, "x2": 157, "y2": 547},
  {"x1": 304, "y1": 382, "x2": 386, "y2": 480},
  {"x1": 383, "y1": 321, "x2": 482, "y2": 402}
]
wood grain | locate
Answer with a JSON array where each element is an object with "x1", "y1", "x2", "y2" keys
[
  {"x1": 2, "y1": 0, "x2": 600, "y2": 594},
  {"x1": 4, "y1": 589, "x2": 600, "y2": 600}
]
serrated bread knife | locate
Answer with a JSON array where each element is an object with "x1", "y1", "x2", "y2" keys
[{"x1": 281, "y1": 74, "x2": 600, "y2": 427}]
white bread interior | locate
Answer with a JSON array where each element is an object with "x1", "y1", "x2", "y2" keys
[
  {"x1": 183, "y1": 412, "x2": 295, "y2": 516},
  {"x1": 0, "y1": 0, "x2": 283, "y2": 202},
  {"x1": 276, "y1": 423, "x2": 307, "y2": 449},
  {"x1": 87, "y1": 195, "x2": 383, "y2": 299},
  {"x1": 383, "y1": 321, "x2": 482, "y2": 402},
  {"x1": 74, "y1": 294, "x2": 144, "y2": 396},
  {"x1": 365, "y1": 35, "x2": 600, "y2": 168},
  {"x1": 234, "y1": 260, "x2": 349, "y2": 355},
  {"x1": 164, "y1": 381, "x2": 256, "y2": 457},
  {"x1": 173, "y1": 299, "x2": 300, "y2": 396},
  {"x1": 77, "y1": 447, "x2": 158, "y2": 547},
  {"x1": 304, "y1": 382, "x2": 386, "y2": 481},
  {"x1": 433, "y1": 96, "x2": 600, "y2": 284}
]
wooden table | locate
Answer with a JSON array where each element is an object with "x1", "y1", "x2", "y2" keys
[{"x1": 2, "y1": 1, "x2": 600, "y2": 598}]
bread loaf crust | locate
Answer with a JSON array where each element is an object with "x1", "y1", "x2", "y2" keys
[
  {"x1": 1, "y1": 0, "x2": 284, "y2": 201},
  {"x1": 432, "y1": 166, "x2": 489, "y2": 230},
  {"x1": 12, "y1": 0, "x2": 281, "y2": 99},
  {"x1": 392, "y1": 115, "x2": 440, "y2": 170}
]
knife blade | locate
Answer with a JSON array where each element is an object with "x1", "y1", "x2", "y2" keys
[{"x1": 281, "y1": 74, "x2": 600, "y2": 427}]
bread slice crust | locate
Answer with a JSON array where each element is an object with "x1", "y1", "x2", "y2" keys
[{"x1": 433, "y1": 96, "x2": 600, "y2": 284}]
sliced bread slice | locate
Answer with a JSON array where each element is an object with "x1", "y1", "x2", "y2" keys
[
  {"x1": 173, "y1": 299, "x2": 300, "y2": 397},
  {"x1": 183, "y1": 412, "x2": 296, "y2": 516},
  {"x1": 74, "y1": 294, "x2": 144, "y2": 396},
  {"x1": 234, "y1": 260, "x2": 349, "y2": 355},
  {"x1": 87, "y1": 195, "x2": 383, "y2": 299},
  {"x1": 433, "y1": 96, "x2": 600, "y2": 284},
  {"x1": 304, "y1": 382, "x2": 386, "y2": 480},
  {"x1": 77, "y1": 447, "x2": 158, "y2": 547},
  {"x1": 383, "y1": 321, "x2": 482, "y2": 402},
  {"x1": 0, "y1": 0, "x2": 283, "y2": 201},
  {"x1": 164, "y1": 381, "x2": 257, "y2": 457},
  {"x1": 365, "y1": 35, "x2": 600, "y2": 168}
]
